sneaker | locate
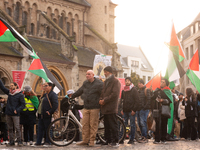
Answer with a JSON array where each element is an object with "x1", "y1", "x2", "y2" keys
[
  {"x1": 138, "y1": 137, "x2": 148, "y2": 143},
  {"x1": 6, "y1": 142, "x2": 15, "y2": 147},
  {"x1": 29, "y1": 141, "x2": 33, "y2": 145},
  {"x1": 161, "y1": 140, "x2": 167, "y2": 144},
  {"x1": 153, "y1": 141, "x2": 160, "y2": 144},
  {"x1": 43, "y1": 142, "x2": 51, "y2": 147},
  {"x1": 76, "y1": 141, "x2": 88, "y2": 146},
  {"x1": 110, "y1": 143, "x2": 119, "y2": 147},
  {"x1": 127, "y1": 140, "x2": 134, "y2": 144},
  {"x1": 18, "y1": 141, "x2": 23, "y2": 147},
  {"x1": 23, "y1": 142, "x2": 27, "y2": 146},
  {"x1": 32, "y1": 143, "x2": 41, "y2": 147},
  {"x1": 1, "y1": 140, "x2": 9, "y2": 145}
]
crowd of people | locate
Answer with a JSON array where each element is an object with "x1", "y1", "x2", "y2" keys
[{"x1": 0, "y1": 66, "x2": 200, "y2": 147}]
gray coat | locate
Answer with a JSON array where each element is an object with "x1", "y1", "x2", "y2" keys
[{"x1": 72, "y1": 78, "x2": 103, "y2": 109}]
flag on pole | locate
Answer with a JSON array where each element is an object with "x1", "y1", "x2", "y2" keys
[
  {"x1": 165, "y1": 22, "x2": 185, "y2": 89},
  {"x1": 28, "y1": 59, "x2": 63, "y2": 94},
  {"x1": 146, "y1": 72, "x2": 162, "y2": 91},
  {"x1": 0, "y1": 17, "x2": 39, "y2": 59},
  {"x1": 186, "y1": 49, "x2": 200, "y2": 93}
]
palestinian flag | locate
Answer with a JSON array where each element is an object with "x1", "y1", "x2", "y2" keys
[
  {"x1": 165, "y1": 22, "x2": 186, "y2": 89},
  {"x1": 28, "y1": 59, "x2": 63, "y2": 94},
  {"x1": 0, "y1": 17, "x2": 38, "y2": 59},
  {"x1": 186, "y1": 49, "x2": 200, "y2": 93},
  {"x1": 146, "y1": 72, "x2": 161, "y2": 91}
]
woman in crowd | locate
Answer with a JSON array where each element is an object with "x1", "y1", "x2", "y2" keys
[
  {"x1": 20, "y1": 86, "x2": 39, "y2": 146},
  {"x1": 33, "y1": 82, "x2": 58, "y2": 147},
  {"x1": 182, "y1": 88, "x2": 197, "y2": 140}
]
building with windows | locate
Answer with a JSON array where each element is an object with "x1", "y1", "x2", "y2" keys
[
  {"x1": 118, "y1": 44, "x2": 154, "y2": 84},
  {"x1": 177, "y1": 13, "x2": 200, "y2": 93},
  {"x1": 0, "y1": 0, "x2": 122, "y2": 100}
]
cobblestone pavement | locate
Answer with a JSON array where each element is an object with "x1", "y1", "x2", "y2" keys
[{"x1": 1, "y1": 139, "x2": 200, "y2": 150}]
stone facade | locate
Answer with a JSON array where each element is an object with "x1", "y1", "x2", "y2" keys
[{"x1": 0, "y1": 0, "x2": 122, "y2": 100}]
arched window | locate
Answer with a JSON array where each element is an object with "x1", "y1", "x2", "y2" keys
[
  {"x1": 73, "y1": 32, "x2": 76, "y2": 42},
  {"x1": 31, "y1": 23, "x2": 35, "y2": 35},
  {"x1": 67, "y1": 22, "x2": 71, "y2": 35},
  {"x1": 14, "y1": 2, "x2": 21, "y2": 24},
  {"x1": 22, "y1": 11, "x2": 28, "y2": 32},
  {"x1": 46, "y1": 26, "x2": 50, "y2": 38},
  {"x1": 7, "y1": 7, "x2": 12, "y2": 16},
  {"x1": 52, "y1": 19, "x2": 57, "y2": 39}
]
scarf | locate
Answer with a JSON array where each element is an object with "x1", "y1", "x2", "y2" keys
[
  {"x1": 26, "y1": 95, "x2": 39, "y2": 110},
  {"x1": 9, "y1": 89, "x2": 21, "y2": 95},
  {"x1": 124, "y1": 83, "x2": 134, "y2": 92}
]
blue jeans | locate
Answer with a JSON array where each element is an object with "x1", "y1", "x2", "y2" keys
[
  {"x1": 137, "y1": 109, "x2": 149, "y2": 138},
  {"x1": 36, "y1": 117, "x2": 51, "y2": 144},
  {"x1": 123, "y1": 112, "x2": 136, "y2": 141}
]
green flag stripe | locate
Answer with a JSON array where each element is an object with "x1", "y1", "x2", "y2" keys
[
  {"x1": 186, "y1": 69, "x2": 200, "y2": 93},
  {"x1": 29, "y1": 69, "x2": 49, "y2": 82},
  {"x1": 0, "y1": 30, "x2": 17, "y2": 42}
]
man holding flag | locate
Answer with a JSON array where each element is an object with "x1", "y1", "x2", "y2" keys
[{"x1": 151, "y1": 78, "x2": 173, "y2": 144}]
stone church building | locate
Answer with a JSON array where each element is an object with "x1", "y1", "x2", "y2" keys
[{"x1": 0, "y1": 0, "x2": 122, "y2": 106}]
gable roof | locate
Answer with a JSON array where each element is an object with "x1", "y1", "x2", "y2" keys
[
  {"x1": 64, "y1": 0, "x2": 91, "y2": 7},
  {"x1": 0, "y1": 42, "x2": 23, "y2": 58},
  {"x1": 117, "y1": 44, "x2": 153, "y2": 71}
]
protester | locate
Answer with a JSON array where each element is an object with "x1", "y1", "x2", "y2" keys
[
  {"x1": 182, "y1": 88, "x2": 197, "y2": 140},
  {"x1": 34, "y1": 82, "x2": 58, "y2": 147},
  {"x1": 20, "y1": 86, "x2": 39, "y2": 146},
  {"x1": 177, "y1": 93, "x2": 186, "y2": 139},
  {"x1": 99, "y1": 66, "x2": 121, "y2": 147},
  {"x1": 0, "y1": 80, "x2": 25, "y2": 146},
  {"x1": 166, "y1": 87, "x2": 179, "y2": 141},
  {"x1": 0, "y1": 97, "x2": 8, "y2": 145},
  {"x1": 120, "y1": 77, "x2": 139, "y2": 144},
  {"x1": 197, "y1": 91, "x2": 200, "y2": 139},
  {"x1": 71, "y1": 70, "x2": 103, "y2": 146},
  {"x1": 61, "y1": 89, "x2": 84, "y2": 142},
  {"x1": 137, "y1": 79, "x2": 151, "y2": 143},
  {"x1": 151, "y1": 78, "x2": 172, "y2": 144}
]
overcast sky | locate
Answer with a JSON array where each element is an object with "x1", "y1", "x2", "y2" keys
[{"x1": 112, "y1": 0, "x2": 200, "y2": 74}]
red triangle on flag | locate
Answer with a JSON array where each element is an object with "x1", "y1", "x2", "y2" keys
[
  {"x1": 170, "y1": 23, "x2": 185, "y2": 59},
  {"x1": 189, "y1": 49, "x2": 199, "y2": 71},
  {"x1": 0, "y1": 20, "x2": 8, "y2": 36},
  {"x1": 146, "y1": 72, "x2": 162, "y2": 91},
  {"x1": 28, "y1": 59, "x2": 44, "y2": 70}
]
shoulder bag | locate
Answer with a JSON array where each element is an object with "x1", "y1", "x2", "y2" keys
[
  {"x1": 46, "y1": 94, "x2": 59, "y2": 120},
  {"x1": 161, "y1": 104, "x2": 171, "y2": 118}
]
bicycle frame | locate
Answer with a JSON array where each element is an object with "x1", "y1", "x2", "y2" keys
[{"x1": 63, "y1": 109, "x2": 82, "y2": 132}]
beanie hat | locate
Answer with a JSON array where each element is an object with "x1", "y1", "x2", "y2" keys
[
  {"x1": 139, "y1": 79, "x2": 144, "y2": 85},
  {"x1": 67, "y1": 89, "x2": 75, "y2": 95},
  {"x1": 125, "y1": 77, "x2": 132, "y2": 82},
  {"x1": 104, "y1": 66, "x2": 113, "y2": 73},
  {"x1": 24, "y1": 85, "x2": 32, "y2": 92}
]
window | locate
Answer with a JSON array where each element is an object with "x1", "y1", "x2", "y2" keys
[
  {"x1": 67, "y1": 22, "x2": 71, "y2": 35},
  {"x1": 195, "y1": 22, "x2": 198, "y2": 33},
  {"x1": 185, "y1": 47, "x2": 189, "y2": 60},
  {"x1": 46, "y1": 26, "x2": 50, "y2": 38},
  {"x1": 7, "y1": 7, "x2": 12, "y2": 17},
  {"x1": 22, "y1": 11, "x2": 28, "y2": 32},
  {"x1": 131, "y1": 60, "x2": 139, "y2": 67},
  {"x1": 143, "y1": 76, "x2": 146, "y2": 84},
  {"x1": 30, "y1": 23, "x2": 35, "y2": 35},
  {"x1": 105, "y1": 24, "x2": 107, "y2": 32},
  {"x1": 190, "y1": 45, "x2": 193, "y2": 59},
  {"x1": 148, "y1": 76, "x2": 151, "y2": 81},
  {"x1": 124, "y1": 73, "x2": 127, "y2": 78},
  {"x1": 105, "y1": 6, "x2": 107, "y2": 14}
]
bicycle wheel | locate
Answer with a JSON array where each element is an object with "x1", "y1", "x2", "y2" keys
[
  {"x1": 97, "y1": 115, "x2": 126, "y2": 143},
  {"x1": 47, "y1": 117, "x2": 78, "y2": 146}
]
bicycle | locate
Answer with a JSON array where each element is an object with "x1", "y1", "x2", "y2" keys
[{"x1": 47, "y1": 98, "x2": 126, "y2": 146}]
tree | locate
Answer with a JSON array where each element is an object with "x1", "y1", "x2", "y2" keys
[{"x1": 130, "y1": 72, "x2": 142, "y2": 89}]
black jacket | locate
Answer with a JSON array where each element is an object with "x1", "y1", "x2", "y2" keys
[
  {"x1": 121, "y1": 87, "x2": 140, "y2": 112},
  {"x1": 41, "y1": 91, "x2": 58, "y2": 118},
  {"x1": 138, "y1": 86, "x2": 151, "y2": 110},
  {"x1": 151, "y1": 88, "x2": 171, "y2": 113},
  {"x1": 182, "y1": 96, "x2": 197, "y2": 117},
  {"x1": 0, "y1": 80, "x2": 25, "y2": 116},
  {"x1": 72, "y1": 78, "x2": 103, "y2": 109}
]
